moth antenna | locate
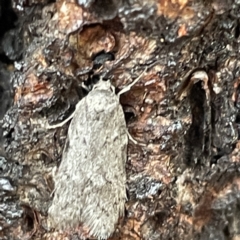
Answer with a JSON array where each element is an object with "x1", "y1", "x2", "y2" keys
[
  {"x1": 46, "y1": 110, "x2": 76, "y2": 129},
  {"x1": 117, "y1": 68, "x2": 147, "y2": 96}
]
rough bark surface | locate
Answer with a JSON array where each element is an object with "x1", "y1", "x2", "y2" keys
[{"x1": 1, "y1": 0, "x2": 240, "y2": 239}]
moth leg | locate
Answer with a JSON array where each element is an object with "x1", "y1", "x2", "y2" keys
[
  {"x1": 117, "y1": 68, "x2": 147, "y2": 96},
  {"x1": 127, "y1": 131, "x2": 138, "y2": 144},
  {"x1": 81, "y1": 81, "x2": 90, "y2": 92},
  {"x1": 46, "y1": 111, "x2": 75, "y2": 129},
  {"x1": 127, "y1": 131, "x2": 146, "y2": 146}
]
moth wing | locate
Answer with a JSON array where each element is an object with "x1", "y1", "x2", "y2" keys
[{"x1": 49, "y1": 89, "x2": 128, "y2": 239}]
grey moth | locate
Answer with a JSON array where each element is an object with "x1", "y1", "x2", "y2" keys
[{"x1": 48, "y1": 77, "x2": 132, "y2": 239}]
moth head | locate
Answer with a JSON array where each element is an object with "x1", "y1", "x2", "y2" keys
[{"x1": 93, "y1": 77, "x2": 115, "y2": 92}]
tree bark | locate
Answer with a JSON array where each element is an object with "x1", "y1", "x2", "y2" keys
[{"x1": 1, "y1": 0, "x2": 240, "y2": 239}]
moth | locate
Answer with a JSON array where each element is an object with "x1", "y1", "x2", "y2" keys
[{"x1": 48, "y1": 71, "x2": 145, "y2": 239}]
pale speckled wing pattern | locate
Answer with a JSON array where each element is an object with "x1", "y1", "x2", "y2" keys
[{"x1": 48, "y1": 83, "x2": 128, "y2": 239}]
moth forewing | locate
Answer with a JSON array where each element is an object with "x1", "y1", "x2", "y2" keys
[{"x1": 48, "y1": 79, "x2": 128, "y2": 239}]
